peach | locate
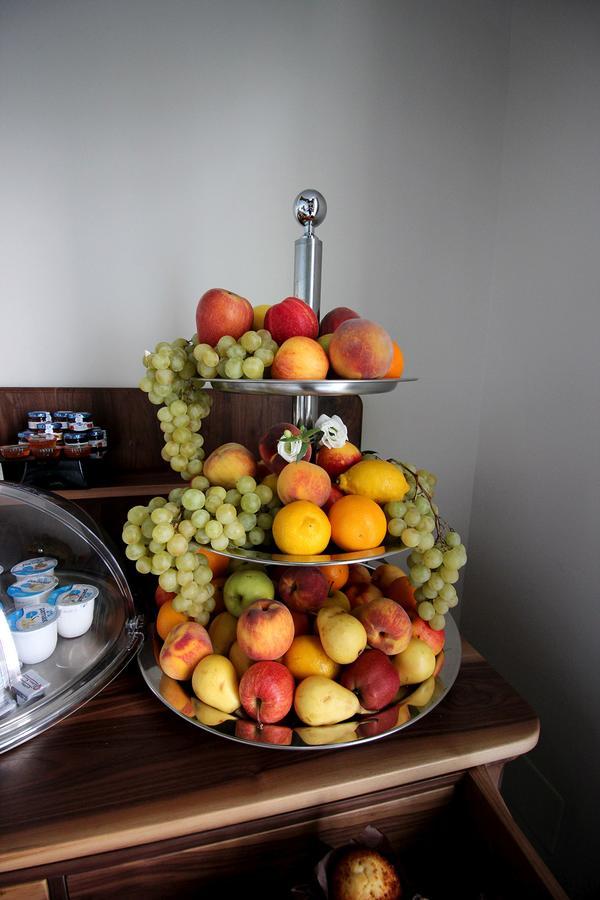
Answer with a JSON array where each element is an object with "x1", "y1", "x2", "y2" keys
[
  {"x1": 259, "y1": 422, "x2": 311, "y2": 474},
  {"x1": 329, "y1": 319, "x2": 393, "y2": 379},
  {"x1": 159, "y1": 674, "x2": 195, "y2": 717},
  {"x1": 387, "y1": 575, "x2": 418, "y2": 616},
  {"x1": 347, "y1": 564, "x2": 372, "y2": 586},
  {"x1": 237, "y1": 598, "x2": 295, "y2": 661},
  {"x1": 412, "y1": 616, "x2": 446, "y2": 655},
  {"x1": 277, "y1": 461, "x2": 331, "y2": 507},
  {"x1": 159, "y1": 621, "x2": 213, "y2": 681},
  {"x1": 346, "y1": 582, "x2": 383, "y2": 610},
  {"x1": 355, "y1": 598, "x2": 413, "y2": 655},
  {"x1": 264, "y1": 297, "x2": 319, "y2": 344},
  {"x1": 433, "y1": 649, "x2": 445, "y2": 678},
  {"x1": 316, "y1": 442, "x2": 362, "y2": 478},
  {"x1": 319, "y1": 306, "x2": 360, "y2": 336},
  {"x1": 196, "y1": 288, "x2": 253, "y2": 347},
  {"x1": 203, "y1": 442, "x2": 256, "y2": 489},
  {"x1": 271, "y1": 337, "x2": 329, "y2": 380}
]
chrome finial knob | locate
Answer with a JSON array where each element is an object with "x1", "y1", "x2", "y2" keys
[{"x1": 293, "y1": 189, "x2": 327, "y2": 230}]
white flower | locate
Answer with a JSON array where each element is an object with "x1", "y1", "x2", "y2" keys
[
  {"x1": 315, "y1": 414, "x2": 348, "y2": 449},
  {"x1": 277, "y1": 437, "x2": 304, "y2": 463}
]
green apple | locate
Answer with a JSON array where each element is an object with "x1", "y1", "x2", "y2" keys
[{"x1": 223, "y1": 568, "x2": 275, "y2": 617}]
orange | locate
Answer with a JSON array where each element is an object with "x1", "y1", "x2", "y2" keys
[
  {"x1": 282, "y1": 635, "x2": 340, "y2": 680},
  {"x1": 384, "y1": 341, "x2": 404, "y2": 378},
  {"x1": 272, "y1": 500, "x2": 331, "y2": 555},
  {"x1": 318, "y1": 563, "x2": 349, "y2": 592},
  {"x1": 328, "y1": 495, "x2": 387, "y2": 552},
  {"x1": 156, "y1": 599, "x2": 189, "y2": 641},
  {"x1": 196, "y1": 547, "x2": 229, "y2": 577}
]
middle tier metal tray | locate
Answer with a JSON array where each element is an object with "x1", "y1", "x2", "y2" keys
[
  {"x1": 208, "y1": 542, "x2": 408, "y2": 566},
  {"x1": 204, "y1": 377, "x2": 416, "y2": 396}
]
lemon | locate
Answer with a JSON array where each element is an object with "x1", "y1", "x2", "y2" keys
[{"x1": 338, "y1": 459, "x2": 409, "y2": 504}]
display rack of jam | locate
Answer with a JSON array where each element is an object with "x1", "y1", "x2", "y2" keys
[{"x1": 62, "y1": 432, "x2": 91, "y2": 459}]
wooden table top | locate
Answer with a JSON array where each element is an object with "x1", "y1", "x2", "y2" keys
[{"x1": 0, "y1": 640, "x2": 539, "y2": 877}]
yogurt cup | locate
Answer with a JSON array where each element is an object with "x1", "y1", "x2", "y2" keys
[
  {"x1": 11, "y1": 557, "x2": 58, "y2": 582},
  {"x1": 55, "y1": 584, "x2": 98, "y2": 638},
  {"x1": 8, "y1": 575, "x2": 59, "y2": 608},
  {"x1": 8, "y1": 605, "x2": 58, "y2": 665}
]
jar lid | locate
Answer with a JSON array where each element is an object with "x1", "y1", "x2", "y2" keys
[
  {"x1": 56, "y1": 584, "x2": 99, "y2": 607},
  {"x1": 88, "y1": 427, "x2": 104, "y2": 438},
  {"x1": 64, "y1": 431, "x2": 89, "y2": 444},
  {"x1": 8, "y1": 575, "x2": 59, "y2": 600},
  {"x1": 9, "y1": 604, "x2": 58, "y2": 633},
  {"x1": 53, "y1": 410, "x2": 74, "y2": 417},
  {"x1": 27, "y1": 411, "x2": 52, "y2": 418},
  {"x1": 73, "y1": 412, "x2": 93, "y2": 418},
  {"x1": 10, "y1": 557, "x2": 58, "y2": 578}
]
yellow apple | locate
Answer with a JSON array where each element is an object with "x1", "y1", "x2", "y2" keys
[
  {"x1": 392, "y1": 638, "x2": 436, "y2": 685},
  {"x1": 253, "y1": 304, "x2": 271, "y2": 330}
]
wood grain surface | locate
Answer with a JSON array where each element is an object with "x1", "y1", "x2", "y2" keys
[{"x1": 0, "y1": 639, "x2": 539, "y2": 878}]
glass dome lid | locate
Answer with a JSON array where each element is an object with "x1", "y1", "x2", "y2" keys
[{"x1": 0, "y1": 482, "x2": 143, "y2": 753}]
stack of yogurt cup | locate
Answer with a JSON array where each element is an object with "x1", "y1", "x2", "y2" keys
[{"x1": 4, "y1": 557, "x2": 97, "y2": 665}]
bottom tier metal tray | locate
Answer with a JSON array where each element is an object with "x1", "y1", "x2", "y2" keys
[{"x1": 138, "y1": 614, "x2": 460, "y2": 751}]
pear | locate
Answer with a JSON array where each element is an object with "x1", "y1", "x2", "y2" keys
[
  {"x1": 392, "y1": 638, "x2": 436, "y2": 686},
  {"x1": 296, "y1": 721, "x2": 359, "y2": 746},
  {"x1": 316, "y1": 606, "x2": 367, "y2": 664},
  {"x1": 192, "y1": 698, "x2": 237, "y2": 727},
  {"x1": 191, "y1": 654, "x2": 240, "y2": 714},
  {"x1": 294, "y1": 675, "x2": 360, "y2": 726}
]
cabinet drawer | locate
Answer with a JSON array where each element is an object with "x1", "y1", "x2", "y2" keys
[{"x1": 66, "y1": 766, "x2": 566, "y2": 899}]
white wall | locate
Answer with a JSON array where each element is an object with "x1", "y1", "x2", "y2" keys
[
  {"x1": 461, "y1": 1, "x2": 600, "y2": 896},
  {"x1": 0, "y1": 0, "x2": 511, "y2": 544}
]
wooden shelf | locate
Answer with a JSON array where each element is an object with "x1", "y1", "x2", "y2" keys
[{"x1": 53, "y1": 471, "x2": 183, "y2": 500}]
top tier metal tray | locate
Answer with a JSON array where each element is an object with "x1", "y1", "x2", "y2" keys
[{"x1": 205, "y1": 377, "x2": 416, "y2": 396}]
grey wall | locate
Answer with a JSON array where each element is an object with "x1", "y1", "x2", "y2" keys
[{"x1": 461, "y1": 1, "x2": 600, "y2": 896}]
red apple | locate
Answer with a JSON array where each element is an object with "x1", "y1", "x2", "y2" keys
[
  {"x1": 357, "y1": 703, "x2": 402, "y2": 738},
  {"x1": 235, "y1": 719, "x2": 293, "y2": 745},
  {"x1": 196, "y1": 288, "x2": 254, "y2": 347},
  {"x1": 316, "y1": 442, "x2": 363, "y2": 478},
  {"x1": 236, "y1": 598, "x2": 295, "y2": 660},
  {"x1": 340, "y1": 649, "x2": 400, "y2": 711},
  {"x1": 319, "y1": 306, "x2": 360, "y2": 336},
  {"x1": 259, "y1": 422, "x2": 312, "y2": 474},
  {"x1": 412, "y1": 616, "x2": 446, "y2": 655},
  {"x1": 155, "y1": 586, "x2": 175, "y2": 608},
  {"x1": 239, "y1": 661, "x2": 295, "y2": 723},
  {"x1": 277, "y1": 566, "x2": 329, "y2": 613},
  {"x1": 323, "y1": 484, "x2": 345, "y2": 514},
  {"x1": 264, "y1": 297, "x2": 319, "y2": 344},
  {"x1": 355, "y1": 598, "x2": 413, "y2": 655},
  {"x1": 289, "y1": 609, "x2": 311, "y2": 636},
  {"x1": 387, "y1": 575, "x2": 418, "y2": 616}
]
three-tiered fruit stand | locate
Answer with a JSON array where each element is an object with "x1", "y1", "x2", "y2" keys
[{"x1": 138, "y1": 190, "x2": 461, "y2": 748}]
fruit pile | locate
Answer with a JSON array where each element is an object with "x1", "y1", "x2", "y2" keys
[
  {"x1": 195, "y1": 289, "x2": 404, "y2": 381},
  {"x1": 155, "y1": 560, "x2": 446, "y2": 744}
]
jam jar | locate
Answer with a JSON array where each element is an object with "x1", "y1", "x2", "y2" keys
[
  {"x1": 27, "y1": 411, "x2": 52, "y2": 430},
  {"x1": 29, "y1": 434, "x2": 61, "y2": 459},
  {"x1": 63, "y1": 431, "x2": 91, "y2": 459},
  {"x1": 67, "y1": 412, "x2": 93, "y2": 432},
  {"x1": 53, "y1": 410, "x2": 73, "y2": 427},
  {"x1": 17, "y1": 431, "x2": 35, "y2": 444},
  {"x1": 32, "y1": 421, "x2": 64, "y2": 442}
]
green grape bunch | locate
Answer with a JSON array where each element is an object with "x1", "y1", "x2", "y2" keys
[
  {"x1": 384, "y1": 460, "x2": 467, "y2": 632},
  {"x1": 138, "y1": 337, "x2": 213, "y2": 481},
  {"x1": 193, "y1": 329, "x2": 279, "y2": 380},
  {"x1": 122, "y1": 478, "x2": 281, "y2": 622}
]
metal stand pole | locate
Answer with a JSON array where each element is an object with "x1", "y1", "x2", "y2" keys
[{"x1": 291, "y1": 190, "x2": 326, "y2": 429}]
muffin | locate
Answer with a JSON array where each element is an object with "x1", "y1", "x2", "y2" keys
[{"x1": 330, "y1": 847, "x2": 401, "y2": 900}]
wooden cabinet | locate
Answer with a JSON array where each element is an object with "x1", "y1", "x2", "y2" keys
[{"x1": 0, "y1": 643, "x2": 567, "y2": 899}]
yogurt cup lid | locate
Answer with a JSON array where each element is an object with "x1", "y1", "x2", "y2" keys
[
  {"x1": 8, "y1": 575, "x2": 59, "y2": 599},
  {"x1": 56, "y1": 584, "x2": 98, "y2": 607},
  {"x1": 9, "y1": 604, "x2": 58, "y2": 632},
  {"x1": 11, "y1": 557, "x2": 58, "y2": 578}
]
